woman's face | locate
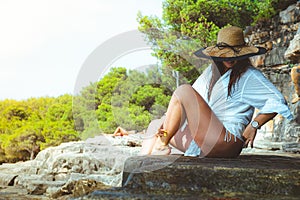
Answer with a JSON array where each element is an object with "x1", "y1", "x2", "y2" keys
[{"x1": 222, "y1": 60, "x2": 237, "y2": 69}]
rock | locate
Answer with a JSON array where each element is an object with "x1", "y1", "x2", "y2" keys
[
  {"x1": 1, "y1": 135, "x2": 300, "y2": 199},
  {"x1": 244, "y1": 26, "x2": 253, "y2": 36},
  {"x1": 0, "y1": 186, "x2": 40, "y2": 200},
  {"x1": 0, "y1": 160, "x2": 37, "y2": 174},
  {"x1": 86, "y1": 155, "x2": 300, "y2": 200},
  {"x1": 46, "y1": 174, "x2": 117, "y2": 198},
  {"x1": 280, "y1": 3, "x2": 300, "y2": 24},
  {"x1": 292, "y1": 100, "x2": 300, "y2": 124},
  {"x1": 27, "y1": 180, "x2": 66, "y2": 195},
  {"x1": 0, "y1": 173, "x2": 17, "y2": 186},
  {"x1": 251, "y1": 54, "x2": 265, "y2": 67},
  {"x1": 45, "y1": 186, "x2": 62, "y2": 199},
  {"x1": 290, "y1": 64, "x2": 300, "y2": 96},
  {"x1": 0, "y1": 134, "x2": 143, "y2": 199},
  {"x1": 265, "y1": 47, "x2": 287, "y2": 66},
  {"x1": 282, "y1": 142, "x2": 300, "y2": 153},
  {"x1": 47, "y1": 176, "x2": 118, "y2": 199},
  {"x1": 285, "y1": 28, "x2": 300, "y2": 62},
  {"x1": 14, "y1": 174, "x2": 49, "y2": 188},
  {"x1": 61, "y1": 179, "x2": 110, "y2": 198}
]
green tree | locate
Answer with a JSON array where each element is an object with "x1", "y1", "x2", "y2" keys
[
  {"x1": 0, "y1": 94, "x2": 79, "y2": 162},
  {"x1": 2, "y1": 122, "x2": 44, "y2": 161},
  {"x1": 76, "y1": 65, "x2": 177, "y2": 134},
  {"x1": 137, "y1": 0, "x2": 294, "y2": 83},
  {"x1": 96, "y1": 68, "x2": 151, "y2": 133},
  {"x1": 42, "y1": 94, "x2": 79, "y2": 148},
  {"x1": 73, "y1": 67, "x2": 128, "y2": 138}
]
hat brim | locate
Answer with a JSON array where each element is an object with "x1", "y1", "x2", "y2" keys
[{"x1": 194, "y1": 46, "x2": 266, "y2": 61}]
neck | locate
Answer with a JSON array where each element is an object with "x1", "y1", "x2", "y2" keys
[{"x1": 223, "y1": 67, "x2": 231, "y2": 74}]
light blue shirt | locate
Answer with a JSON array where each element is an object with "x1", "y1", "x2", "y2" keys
[{"x1": 184, "y1": 65, "x2": 293, "y2": 156}]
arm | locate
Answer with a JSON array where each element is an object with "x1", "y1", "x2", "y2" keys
[
  {"x1": 240, "y1": 69, "x2": 293, "y2": 148},
  {"x1": 241, "y1": 69, "x2": 293, "y2": 121},
  {"x1": 242, "y1": 112, "x2": 277, "y2": 148}
]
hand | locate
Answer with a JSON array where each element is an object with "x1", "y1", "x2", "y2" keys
[
  {"x1": 242, "y1": 124, "x2": 257, "y2": 148},
  {"x1": 156, "y1": 128, "x2": 168, "y2": 137}
]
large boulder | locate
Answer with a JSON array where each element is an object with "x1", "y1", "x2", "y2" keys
[
  {"x1": 86, "y1": 154, "x2": 300, "y2": 200},
  {"x1": 0, "y1": 134, "x2": 143, "y2": 199}
]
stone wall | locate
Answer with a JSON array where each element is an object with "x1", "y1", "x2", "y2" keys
[{"x1": 246, "y1": 2, "x2": 300, "y2": 152}]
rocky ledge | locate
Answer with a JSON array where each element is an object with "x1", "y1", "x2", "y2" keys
[
  {"x1": 85, "y1": 154, "x2": 300, "y2": 200},
  {"x1": 0, "y1": 134, "x2": 143, "y2": 200},
  {"x1": 0, "y1": 134, "x2": 299, "y2": 200}
]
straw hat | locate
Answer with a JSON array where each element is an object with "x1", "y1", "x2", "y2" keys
[{"x1": 194, "y1": 26, "x2": 266, "y2": 61}]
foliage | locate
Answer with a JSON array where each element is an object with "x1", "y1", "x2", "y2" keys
[
  {"x1": 137, "y1": 0, "x2": 288, "y2": 83},
  {"x1": 0, "y1": 63, "x2": 181, "y2": 164},
  {"x1": 75, "y1": 66, "x2": 176, "y2": 135},
  {"x1": 0, "y1": 95, "x2": 80, "y2": 163}
]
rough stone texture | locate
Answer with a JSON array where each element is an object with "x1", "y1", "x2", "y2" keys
[
  {"x1": 265, "y1": 47, "x2": 288, "y2": 66},
  {"x1": 285, "y1": 27, "x2": 300, "y2": 62},
  {"x1": 0, "y1": 173, "x2": 17, "y2": 186},
  {"x1": 247, "y1": 3, "x2": 300, "y2": 66},
  {"x1": 85, "y1": 154, "x2": 300, "y2": 200},
  {"x1": 56, "y1": 179, "x2": 110, "y2": 199},
  {"x1": 280, "y1": 2, "x2": 300, "y2": 24},
  {"x1": 1, "y1": 135, "x2": 299, "y2": 199},
  {"x1": 0, "y1": 134, "x2": 143, "y2": 199}
]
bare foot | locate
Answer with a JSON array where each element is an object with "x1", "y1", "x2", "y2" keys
[
  {"x1": 151, "y1": 136, "x2": 171, "y2": 155},
  {"x1": 140, "y1": 134, "x2": 157, "y2": 155}
]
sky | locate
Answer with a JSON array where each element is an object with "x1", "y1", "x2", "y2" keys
[{"x1": 0, "y1": 0, "x2": 163, "y2": 100}]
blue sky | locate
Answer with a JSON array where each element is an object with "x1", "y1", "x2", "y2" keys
[{"x1": 0, "y1": 0, "x2": 163, "y2": 100}]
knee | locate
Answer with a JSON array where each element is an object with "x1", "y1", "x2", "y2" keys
[
  {"x1": 174, "y1": 84, "x2": 193, "y2": 95},
  {"x1": 174, "y1": 84, "x2": 195, "y2": 98},
  {"x1": 173, "y1": 84, "x2": 205, "y2": 105},
  {"x1": 177, "y1": 84, "x2": 193, "y2": 91}
]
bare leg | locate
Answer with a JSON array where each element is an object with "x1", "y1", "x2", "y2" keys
[
  {"x1": 113, "y1": 127, "x2": 121, "y2": 136},
  {"x1": 119, "y1": 127, "x2": 128, "y2": 136},
  {"x1": 150, "y1": 92, "x2": 186, "y2": 154},
  {"x1": 154, "y1": 84, "x2": 243, "y2": 157},
  {"x1": 161, "y1": 94, "x2": 187, "y2": 145},
  {"x1": 140, "y1": 117, "x2": 165, "y2": 155},
  {"x1": 113, "y1": 126, "x2": 128, "y2": 136},
  {"x1": 169, "y1": 124, "x2": 193, "y2": 152}
]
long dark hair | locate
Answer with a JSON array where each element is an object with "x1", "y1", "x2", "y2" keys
[{"x1": 209, "y1": 58, "x2": 251, "y2": 99}]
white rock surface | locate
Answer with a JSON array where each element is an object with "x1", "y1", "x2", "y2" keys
[{"x1": 0, "y1": 133, "x2": 143, "y2": 198}]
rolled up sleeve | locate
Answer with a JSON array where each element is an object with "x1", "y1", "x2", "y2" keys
[{"x1": 241, "y1": 69, "x2": 294, "y2": 121}]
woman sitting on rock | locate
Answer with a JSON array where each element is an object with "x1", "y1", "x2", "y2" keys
[{"x1": 141, "y1": 26, "x2": 294, "y2": 158}]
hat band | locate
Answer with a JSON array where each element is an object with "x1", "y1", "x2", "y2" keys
[{"x1": 215, "y1": 42, "x2": 245, "y2": 55}]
